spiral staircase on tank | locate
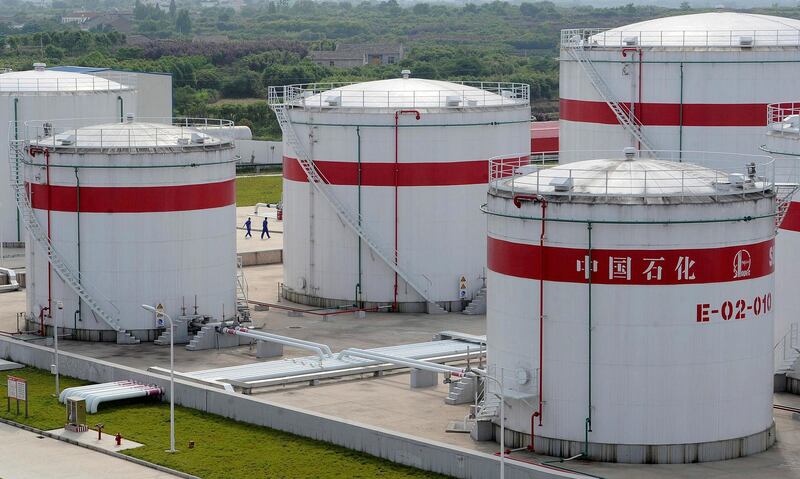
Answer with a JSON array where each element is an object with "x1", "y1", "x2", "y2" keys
[
  {"x1": 564, "y1": 31, "x2": 658, "y2": 158},
  {"x1": 269, "y1": 87, "x2": 446, "y2": 314},
  {"x1": 8, "y1": 140, "x2": 140, "y2": 344}
]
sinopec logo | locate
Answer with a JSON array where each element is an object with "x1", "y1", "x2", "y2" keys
[{"x1": 733, "y1": 249, "x2": 752, "y2": 278}]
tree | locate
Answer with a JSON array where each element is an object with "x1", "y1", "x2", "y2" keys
[
  {"x1": 175, "y1": 9, "x2": 192, "y2": 35},
  {"x1": 680, "y1": 1, "x2": 691, "y2": 9},
  {"x1": 169, "y1": 0, "x2": 177, "y2": 18},
  {"x1": 267, "y1": 1, "x2": 277, "y2": 13},
  {"x1": 412, "y1": 2, "x2": 430, "y2": 14}
]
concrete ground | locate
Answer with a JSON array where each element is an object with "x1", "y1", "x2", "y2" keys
[
  {"x1": 0, "y1": 422, "x2": 178, "y2": 479},
  {"x1": 2, "y1": 261, "x2": 800, "y2": 478}
]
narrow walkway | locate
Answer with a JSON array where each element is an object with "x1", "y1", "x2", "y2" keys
[{"x1": 0, "y1": 422, "x2": 179, "y2": 479}]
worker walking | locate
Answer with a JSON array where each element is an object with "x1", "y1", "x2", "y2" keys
[
  {"x1": 261, "y1": 217, "x2": 270, "y2": 239},
  {"x1": 244, "y1": 217, "x2": 252, "y2": 238}
]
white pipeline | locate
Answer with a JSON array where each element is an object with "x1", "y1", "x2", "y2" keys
[
  {"x1": 219, "y1": 326, "x2": 332, "y2": 360},
  {"x1": 338, "y1": 348, "x2": 466, "y2": 375}
]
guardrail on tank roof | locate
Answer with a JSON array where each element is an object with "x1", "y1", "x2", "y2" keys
[
  {"x1": 0, "y1": 70, "x2": 136, "y2": 93},
  {"x1": 267, "y1": 82, "x2": 530, "y2": 109},
  {"x1": 561, "y1": 28, "x2": 800, "y2": 48},
  {"x1": 18, "y1": 117, "x2": 236, "y2": 150},
  {"x1": 768, "y1": 102, "x2": 800, "y2": 137},
  {"x1": 489, "y1": 149, "x2": 781, "y2": 199}
]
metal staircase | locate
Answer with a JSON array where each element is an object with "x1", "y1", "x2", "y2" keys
[
  {"x1": 269, "y1": 96, "x2": 444, "y2": 313},
  {"x1": 775, "y1": 323, "x2": 800, "y2": 374},
  {"x1": 566, "y1": 38, "x2": 657, "y2": 158},
  {"x1": 774, "y1": 183, "x2": 798, "y2": 231},
  {"x1": 236, "y1": 255, "x2": 250, "y2": 322},
  {"x1": 8, "y1": 141, "x2": 139, "y2": 344}
]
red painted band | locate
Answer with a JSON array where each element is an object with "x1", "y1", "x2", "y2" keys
[
  {"x1": 28, "y1": 179, "x2": 235, "y2": 213},
  {"x1": 283, "y1": 156, "x2": 526, "y2": 186},
  {"x1": 488, "y1": 236, "x2": 774, "y2": 285},
  {"x1": 560, "y1": 98, "x2": 767, "y2": 127},
  {"x1": 779, "y1": 201, "x2": 800, "y2": 233}
]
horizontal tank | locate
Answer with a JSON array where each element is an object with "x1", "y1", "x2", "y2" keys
[
  {"x1": 560, "y1": 12, "x2": 800, "y2": 163},
  {"x1": 271, "y1": 73, "x2": 531, "y2": 312},
  {"x1": 0, "y1": 63, "x2": 137, "y2": 243},
  {"x1": 484, "y1": 149, "x2": 776, "y2": 462},
  {"x1": 19, "y1": 117, "x2": 237, "y2": 342}
]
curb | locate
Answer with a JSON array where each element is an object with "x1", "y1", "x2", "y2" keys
[{"x1": 0, "y1": 416, "x2": 199, "y2": 479}]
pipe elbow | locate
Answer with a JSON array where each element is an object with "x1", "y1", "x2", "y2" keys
[{"x1": 512, "y1": 194, "x2": 546, "y2": 209}]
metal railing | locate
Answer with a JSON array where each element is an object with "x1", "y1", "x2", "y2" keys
[
  {"x1": 0, "y1": 71, "x2": 135, "y2": 93},
  {"x1": 268, "y1": 81, "x2": 530, "y2": 109},
  {"x1": 489, "y1": 150, "x2": 782, "y2": 200},
  {"x1": 768, "y1": 102, "x2": 800, "y2": 136},
  {"x1": 561, "y1": 28, "x2": 800, "y2": 48},
  {"x1": 18, "y1": 117, "x2": 235, "y2": 150}
]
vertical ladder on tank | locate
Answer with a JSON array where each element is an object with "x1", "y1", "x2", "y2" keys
[
  {"x1": 8, "y1": 140, "x2": 140, "y2": 344},
  {"x1": 565, "y1": 35, "x2": 658, "y2": 158},
  {"x1": 269, "y1": 90, "x2": 445, "y2": 313}
]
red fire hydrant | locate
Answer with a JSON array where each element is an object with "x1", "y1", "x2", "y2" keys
[{"x1": 115, "y1": 433, "x2": 122, "y2": 446}]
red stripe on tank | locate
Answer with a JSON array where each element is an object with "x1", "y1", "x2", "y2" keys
[
  {"x1": 282, "y1": 156, "x2": 526, "y2": 186},
  {"x1": 488, "y1": 236, "x2": 774, "y2": 285},
  {"x1": 28, "y1": 179, "x2": 235, "y2": 213},
  {"x1": 779, "y1": 201, "x2": 800, "y2": 232},
  {"x1": 559, "y1": 99, "x2": 767, "y2": 127}
]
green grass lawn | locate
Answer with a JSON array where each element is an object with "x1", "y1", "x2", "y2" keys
[
  {"x1": 1, "y1": 367, "x2": 446, "y2": 479},
  {"x1": 236, "y1": 175, "x2": 282, "y2": 207}
]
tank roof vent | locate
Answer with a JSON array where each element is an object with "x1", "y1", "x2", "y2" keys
[
  {"x1": 739, "y1": 36, "x2": 754, "y2": 47},
  {"x1": 401, "y1": 69, "x2": 411, "y2": 79},
  {"x1": 33, "y1": 62, "x2": 46, "y2": 72},
  {"x1": 125, "y1": 113, "x2": 134, "y2": 124},
  {"x1": 623, "y1": 147, "x2": 637, "y2": 160},
  {"x1": 191, "y1": 132, "x2": 206, "y2": 144},
  {"x1": 729, "y1": 173, "x2": 746, "y2": 188},
  {"x1": 60, "y1": 134, "x2": 76, "y2": 146},
  {"x1": 446, "y1": 95, "x2": 462, "y2": 107},
  {"x1": 177, "y1": 137, "x2": 189, "y2": 146},
  {"x1": 550, "y1": 176, "x2": 574, "y2": 192},
  {"x1": 623, "y1": 36, "x2": 638, "y2": 46}
]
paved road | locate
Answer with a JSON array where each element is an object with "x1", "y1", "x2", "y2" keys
[{"x1": 0, "y1": 422, "x2": 179, "y2": 479}]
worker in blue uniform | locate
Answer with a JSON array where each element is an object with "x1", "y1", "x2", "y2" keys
[
  {"x1": 261, "y1": 217, "x2": 270, "y2": 239},
  {"x1": 244, "y1": 217, "x2": 252, "y2": 238}
]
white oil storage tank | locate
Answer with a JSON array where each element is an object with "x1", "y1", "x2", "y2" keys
[
  {"x1": 483, "y1": 149, "x2": 777, "y2": 463},
  {"x1": 559, "y1": 13, "x2": 800, "y2": 163},
  {"x1": 13, "y1": 117, "x2": 237, "y2": 343},
  {"x1": 764, "y1": 102, "x2": 800, "y2": 374},
  {"x1": 0, "y1": 63, "x2": 137, "y2": 243},
  {"x1": 269, "y1": 73, "x2": 530, "y2": 312}
]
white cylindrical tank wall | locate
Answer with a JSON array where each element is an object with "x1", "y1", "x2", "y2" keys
[
  {"x1": 559, "y1": 13, "x2": 800, "y2": 163},
  {"x1": 485, "y1": 151, "x2": 776, "y2": 462},
  {"x1": 765, "y1": 102, "x2": 800, "y2": 360},
  {"x1": 0, "y1": 64, "x2": 137, "y2": 243},
  {"x1": 275, "y1": 76, "x2": 530, "y2": 311},
  {"x1": 22, "y1": 119, "x2": 237, "y2": 341}
]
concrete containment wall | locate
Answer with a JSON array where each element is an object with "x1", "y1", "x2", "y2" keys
[{"x1": 0, "y1": 336, "x2": 575, "y2": 479}]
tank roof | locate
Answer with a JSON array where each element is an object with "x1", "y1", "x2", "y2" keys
[
  {"x1": 34, "y1": 120, "x2": 233, "y2": 151},
  {"x1": 0, "y1": 68, "x2": 131, "y2": 93},
  {"x1": 492, "y1": 157, "x2": 774, "y2": 202},
  {"x1": 570, "y1": 12, "x2": 800, "y2": 48},
  {"x1": 271, "y1": 77, "x2": 529, "y2": 109}
]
